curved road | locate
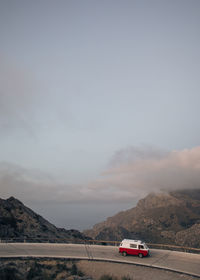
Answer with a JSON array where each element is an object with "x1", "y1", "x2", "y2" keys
[{"x1": 0, "y1": 243, "x2": 199, "y2": 277}]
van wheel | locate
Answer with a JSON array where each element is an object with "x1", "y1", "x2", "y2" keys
[
  {"x1": 122, "y1": 251, "x2": 127, "y2": 256},
  {"x1": 138, "y1": 253, "x2": 143, "y2": 258}
]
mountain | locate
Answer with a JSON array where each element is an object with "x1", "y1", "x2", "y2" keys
[
  {"x1": 84, "y1": 189, "x2": 200, "y2": 248},
  {"x1": 0, "y1": 196, "x2": 88, "y2": 241}
]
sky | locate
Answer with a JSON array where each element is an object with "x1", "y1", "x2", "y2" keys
[{"x1": 0, "y1": 0, "x2": 200, "y2": 230}]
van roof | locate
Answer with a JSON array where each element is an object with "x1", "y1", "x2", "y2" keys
[{"x1": 121, "y1": 239, "x2": 143, "y2": 244}]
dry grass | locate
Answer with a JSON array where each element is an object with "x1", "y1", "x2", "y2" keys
[{"x1": 77, "y1": 260, "x2": 197, "y2": 280}]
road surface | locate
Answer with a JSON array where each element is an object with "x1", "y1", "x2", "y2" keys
[{"x1": 0, "y1": 243, "x2": 199, "y2": 277}]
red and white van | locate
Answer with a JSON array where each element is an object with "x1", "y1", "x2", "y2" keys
[{"x1": 119, "y1": 239, "x2": 150, "y2": 258}]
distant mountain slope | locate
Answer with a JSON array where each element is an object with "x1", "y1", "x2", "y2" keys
[
  {"x1": 84, "y1": 189, "x2": 200, "y2": 248},
  {"x1": 0, "y1": 196, "x2": 88, "y2": 241}
]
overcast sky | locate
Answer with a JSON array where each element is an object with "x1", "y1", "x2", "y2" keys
[{"x1": 0, "y1": 0, "x2": 200, "y2": 230}]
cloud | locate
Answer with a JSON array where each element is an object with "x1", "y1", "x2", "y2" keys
[
  {"x1": 1, "y1": 146, "x2": 200, "y2": 204},
  {"x1": 0, "y1": 161, "x2": 134, "y2": 204},
  {"x1": 89, "y1": 146, "x2": 200, "y2": 200},
  {"x1": 0, "y1": 56, "x2": 37, "y2": 135},
  {"x1": 0, "y1": 162, "x2": 84, "y2": 203},
  {"x1": 109, "y1": 145, "x2": 168, "y2": 167}
]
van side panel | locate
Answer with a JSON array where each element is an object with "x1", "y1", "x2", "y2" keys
[
  {"x1": 119, "y1": 247, "x2": 138, "y2": 256},
  {"x1": 119, "y1": 247, "x2": 148, "y2": 257}
]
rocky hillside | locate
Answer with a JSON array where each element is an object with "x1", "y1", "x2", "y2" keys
[
  {"x1": 0, "y1": 196, "x2": 88, "y2": 241},
  {"x1": 84, "y1": 189, "x2": 200, "y2": 248}
]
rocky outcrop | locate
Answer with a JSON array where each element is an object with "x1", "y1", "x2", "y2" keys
[
  {"x1": 175, "y1": 223, "x2": 200, "y2": 248},
  {"x1": 84, "y1": 189, "x2": 200, "y2": 248},
  {"x1": 0, "y1": 196, "x2": 88, "y2": 241}
]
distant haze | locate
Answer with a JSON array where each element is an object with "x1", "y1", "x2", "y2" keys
[{"x1": 0, "y1": 1, "x2": 200, "y2": 230}]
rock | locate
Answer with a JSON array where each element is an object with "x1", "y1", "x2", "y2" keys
[{"x1": 175, "y1": 223, "x2": 200, "y2": 247}]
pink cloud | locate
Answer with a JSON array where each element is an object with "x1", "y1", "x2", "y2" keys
[{"x1": 89, "y1": 146, "x2": 200, "y2": 200}]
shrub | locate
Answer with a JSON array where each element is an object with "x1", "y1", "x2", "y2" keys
[
  {"x1": 0, "y1": 267, "x2": 20, "y2": 280},
  {"x1": 71, "y1": 263, "x2": 78, "y2": 275},
  {"x1": 56, "y1": 262, "x2": 69, "y2": 271},
  {"x1": 122, "y1": 276, "x2": 132, "y2": 280},
  {"x1": 27, "y1": 261, "x2": 42, "y2": 279},
  {"x1": 99, "y1": 274, "x2": 117, "y2": 280}
]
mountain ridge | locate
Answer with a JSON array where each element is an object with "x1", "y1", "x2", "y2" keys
[
  {"x1": 0, "y1": 196, "x2": 88, "y2": 241},
  {"x1": 84, "y1": 189, "x2": 200, "y2": 248}
]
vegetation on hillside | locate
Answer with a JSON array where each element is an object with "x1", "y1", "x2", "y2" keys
[{"x1": 0, "y1": 260, "x2": 133, "y2": 280}]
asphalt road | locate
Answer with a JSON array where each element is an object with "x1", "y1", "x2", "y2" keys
[{"x1": 0, "y1": 243, "x2": 199, "y2": 277}]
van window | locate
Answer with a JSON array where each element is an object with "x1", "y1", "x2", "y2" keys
[
  {"x1": 130, "y1": 244, "x2": 137, "y2": 248},
  {"x1": 139, "y1": 245, "x2": 144, "y2": 249}
]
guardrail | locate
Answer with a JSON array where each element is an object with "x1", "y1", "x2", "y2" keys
[
  {"x1": 0, "y1": 238, "x2": 199, "y2": 254},
  {"x1": 146, "y1": 243, "x2": 200, "y2": 254}
]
